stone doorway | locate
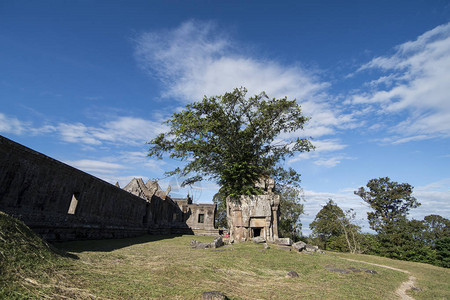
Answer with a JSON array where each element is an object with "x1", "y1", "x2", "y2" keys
[{"x1": 252, "y1": 227, "x2": 262, "y2": 237}]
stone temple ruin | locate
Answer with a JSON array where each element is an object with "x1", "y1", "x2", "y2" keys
[
  {"x1": 227, "y1": 177, "x2": 280, "y2": 242},
  {"x1": 0, "y1": 135, "x2": 280, "y2": 242}
]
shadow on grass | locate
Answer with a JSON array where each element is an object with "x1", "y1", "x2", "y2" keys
[{"x1": 52, "y1": 234, "x2": 184, "y2": 254}]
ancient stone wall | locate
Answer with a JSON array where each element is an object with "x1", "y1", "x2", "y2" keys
[
  {"x1": 226, "y1": 177, "x2": 280, "y2": 242},
  {"x1": 173, "y1": 196, "x2": 219, "y2": 236},
  {"x1": 0, "y1": 135, "x2": 215, "y2": 241}
]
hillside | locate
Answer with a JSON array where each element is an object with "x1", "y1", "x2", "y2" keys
[{"x1": 1, "y1": 212, "x2": 449, "y2": 299}]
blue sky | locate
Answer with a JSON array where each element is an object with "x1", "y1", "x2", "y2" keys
[{"x1": 1, "y1": 1, "x2": 449, "y2": 234}]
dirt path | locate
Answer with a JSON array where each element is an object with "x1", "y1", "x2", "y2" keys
[{"x1": 342, "y1": 258, "x2": 417, "y2": 300}]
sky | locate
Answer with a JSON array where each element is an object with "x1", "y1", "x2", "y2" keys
[{"x1": 1, "y1": 1, "x2": 449, "y2": 235}]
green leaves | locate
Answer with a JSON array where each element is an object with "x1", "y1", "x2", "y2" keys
[
  {"x1": 147, "y1": 87, "x2": 313, "y2": 198},
  {"x1": 355, "y1": 177, "x2": 420, "y2": 234}
]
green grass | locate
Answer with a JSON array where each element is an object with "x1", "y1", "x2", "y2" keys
[{"x1": 1, "y1": 211, "x2": 449, "y2": 299}]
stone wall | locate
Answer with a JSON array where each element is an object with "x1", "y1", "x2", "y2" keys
[
  {"x1": 0, "y1": 135, "x2": 216, "y2": 241},
  {"x1": 226, "y1": 178, "x2": 280, "y2": 242},
  {"x1": 173, "y1": 197, "x2": 219, "y2": 236}
]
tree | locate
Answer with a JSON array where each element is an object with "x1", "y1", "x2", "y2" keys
[
  {"x1": 422, "y1": 214, "x2": 450, "y2": 246},
  {"x1": 309, "y1": 199, "x2": 361, "y2": 252},
  {"x1": 354, "y1": 177, "x2": 420, "y2": 235},
  {"x1": 278, "y1": 185, "x2": 304, "y2": 242},
  {"x1": 148, "y1": 87, "x2": 313, "y2": 198}
]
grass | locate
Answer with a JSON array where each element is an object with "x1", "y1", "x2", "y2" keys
[{"x1": 1, "y1": 211, "x2": 449, "y2": 299}]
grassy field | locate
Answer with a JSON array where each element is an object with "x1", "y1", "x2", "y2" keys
[{"x1": 1, "y1": 212, "x2": 449, "y2": 299}]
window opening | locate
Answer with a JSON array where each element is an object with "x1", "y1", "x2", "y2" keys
[
  {"x1": 68, "y1": 193, "x2": 79, "y2": 215},
  {"x1": 253, "y1": 228, "x2": 262, "y2": 237},
  {"x1": 198, "y1": 213, "x2": 204, "y2": 223}
]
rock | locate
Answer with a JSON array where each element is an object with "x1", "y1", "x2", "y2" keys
[
  {"x1": 292, "y1": 241, "x2": 306, "y2": 252},
  {"x1": 212, "y1": 236, "x2": 224, "y2": 248},
  {"x1": 305, "y1": 244, "x2": 319, "y2": 252},
  {"x1": 361, "y1": 268, "x2": 377, "y2": 274},
  {"x1": 263, "y1": 243, "x2": 270, "y2": 250},
  {"x1": 202, "y1": 291, "x2": 227, "y2": 300},
  {"x1": 252, "y1": 236, "x2": 266, "y2": 243},
  {"x1": 286, "y1": 271, "x2": 299, "y2": 278},
  {"x1": 275, "y1": 237, "x2": 292, "y2": 246},
  {"x1": 324, "y1": 266, "x2": 351, "y2": 274},
  {"x1": 317, "y1": 250, "x2": 326, "y2": 255},
  {"x1": 277, "y1": 245, "x2": 292, "y2": 251},
  {"x1": 191, "y1": 237, "x2": 224, "y2": 249}
]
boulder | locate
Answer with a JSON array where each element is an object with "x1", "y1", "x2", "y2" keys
[
  {"x1": 263, "y1": 243, "x2": 270, "y2": 250},
  {"x1": 305, "y1": 244, "x2": 319, "y2": 252},
  {"x1": 212, "y1": 236, "x2": 224, "y2": 248},
  {"x1": 286, "y1": 271, "x2": 299, "y2": 278},
  {"x1": 252, "y1": 236, "x2": 266, "y2": 243},
  {"x1": 275, "y1": 237, "x2": 292, "y2": 246},
  {"x1": 202, "y1": 291, "x2": 227, "y2": 300},
  {"x1": 292, "y1": 241, "x2": 306, "y2": 252}
]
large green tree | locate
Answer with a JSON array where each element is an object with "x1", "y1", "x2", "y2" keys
[
  {"x1": 354, "y1": 177, "x2": 420, "y2": 235},
  {"x1": 148, "y1": 87, "x2": 313, "y2": 198}
]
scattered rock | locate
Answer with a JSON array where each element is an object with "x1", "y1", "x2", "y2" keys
[
  {"x1": 347, "y1": 267, "x2": 362, "y2": 273},
  {"x1": 325, "y1": 266, "x2": 378, "y2": 275},
  {"x1": 252, "y1": 236, "x2": 266, "y2": 243},
  {"x1": 292, "y1": 241, "x2": 306, "y2": 252},
  {"x1": 411, "y1": 286, "x2": 422, "y2": 292},
  {"x1": 325, "y1": 266, "x2": 351, "y2": 274},
  {"x1": 361, "y1": 268, "x2": 377, "y2": 274},
  {"x1": 191, "y1": 236, "x2": 224, "y2": 249},
  {"x1": 212, "y1": 236, "x2": 224, "y2": 248},
  {"x1": 317, "y1": 250, "x2": 326, "y2": 255},
  {"x1": 202, "y1": 291, "x2": 227, "y2": 300},
  {"x1": 286, "y1": 271, "x2": 299, "y2": 278},
  {"x1": 263, "y1": 243, "x2": 270, "y2": 250},
  {"x1": 275, "y1": 237, "x2": 293, "y2": 246},
  {"x1": 277, "y1": 245, "x2": 292, "y2": 251},
  {"x1": 305, "y1": 244, "x2": 319, "y2": 252}
]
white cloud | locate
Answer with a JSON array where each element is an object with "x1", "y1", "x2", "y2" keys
[
  {"x1": 65, "y1": 159, "x2": 127, "y2": 175},
  {"x1": 56, "y1": 116, "x2": 167, "y2": 146},
  {"x1": 135, "y1": 20, "x2": 359, "y2": 141},
  {"x1": 289, "y1": 139, "x2": 347, "y2": 165},
  {"x1": 0, "y1": 112, "x2": 29, "y2": 135},
  {"x1": 353, "y1": 22, "x2": 450, "y2": 142}
]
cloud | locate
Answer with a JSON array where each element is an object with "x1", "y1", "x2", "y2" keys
[
  {"x1": 65, "y1": 159, "x2": 127, "y2": 175},
  {"x1": 352, "y1": 22, "x2": 450, "y2": 142},
  {"x1": 289, "y1": 139, "x2": 348, "y2": 165},
  {"x1": 135, "y1": 20, "x2": 359, "y2": 141},
  {"x1": 0, "y1": 113, "x2": 29, "y2": 135}
]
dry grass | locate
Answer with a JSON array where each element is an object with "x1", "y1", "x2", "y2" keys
[{"x1": 1, "y1": 212, "x2": 448, "y2": 299}]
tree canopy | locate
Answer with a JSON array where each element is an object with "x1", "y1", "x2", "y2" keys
[
  {"x1": 148, "y1": 87, "x2": 313, "y2": 197},
  {"x1": 354, "y1": 177, "x2": 420, "y2": 235}
]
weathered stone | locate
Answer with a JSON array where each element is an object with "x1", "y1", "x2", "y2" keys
[
  {"x1": 286, "y1": 271, "x2": 299, "y2": 278},
  {"x1": 212, "y1": 236, "x2": 224, "y2": 248},
  {"x1": 305, "y1": 244, "x2": 319, "y2": 252},
  {"x1": 226, "y1": 177, "x2": 280, "y2": 243},
  {"x1": 202, "y1": 291, "x2": 227, "y2": 300},
  {"x1": 263, "y1": 243, "x2": 270, "y2": 250},
  {"x1": 275, "y1": 237, "x2": 293, "y2": 246},
  {"x1": 252, "y1": 236, "x2": 266, "y2": 243},
  {"x1": 325, "y1": 266, "x2": 351, "y2": 274},
  {"x1": 277, "y1": 245, "x2": 292, "y2": 251},
  {"x1": 292, "y1": 241, "x2": 306, "y2": 252},
  {"x1": 361, "y1": 268, "x2": 378, "y2": 274}
]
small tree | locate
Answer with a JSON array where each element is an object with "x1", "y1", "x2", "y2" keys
[
  {"x1": 278, "y1": 185, "x2": 304, "y2": 242},
  {"x1": 148, "y1": 87, "x2": 313, "y2": 200},
  {"x1": 354, "y1": 177, "x2": 420, "y2": 235},
  {"x1": 310, "y1": 199, "x2": 361, "y2": 252}
]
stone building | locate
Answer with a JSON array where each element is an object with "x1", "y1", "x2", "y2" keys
[
  {"x1": 172, "y1": 196, "x2": 218, "y2": 235},
  {"x1": 226, "y1": 178, "x2": 280, "y2": 242}
]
